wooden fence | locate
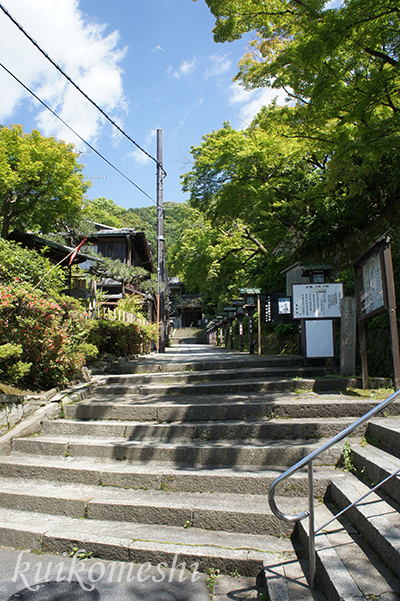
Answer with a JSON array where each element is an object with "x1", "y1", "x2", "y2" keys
[{"x1": 96, "y1": 306, "x2": 149, "y2": 327}]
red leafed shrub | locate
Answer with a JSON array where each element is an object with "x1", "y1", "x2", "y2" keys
[{"x1": 0, "y1": 284, "x2": 90, "y2": 389}]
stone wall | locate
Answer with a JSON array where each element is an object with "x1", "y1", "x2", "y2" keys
[{"x1": 0, "y1": 392, "x2": 56, "y2": 436}]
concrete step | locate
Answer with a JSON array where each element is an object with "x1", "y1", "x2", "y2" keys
[
  {"x1": 64, "y1": 394, "x2": 400, "y2": 422},
  {"x1": 351, "y1": 440, "x2": 400, "y2": 503},
  {"x1": 0, "y1": 454, "x2": 334, "y2": 497},
  {"x1": 298, "y1": 500, "x2": 400, "y2": 601},
  {"x1": 41, "y1": 417, "x2": 367, "y2": 442},
  {"x1": 367, "y1": 417, "x2": 400, "y2": 454},
  {"x1": 88, "y1": 377, "x2": 363, "y2": 397},
  {"x1": 0, "y1": 506, "x2": 293, "y2": 576},
  {"x1": 116, "y1": 354, "x2": 306, "y2": 374},
  {"x1": 11, "y1": 434, "x2": 346, "y2": 467},
  {"x1": 100, "y1": 366, "x2": 335, "y2": 385},
  {"x1": 263, "y1": 550, "x2": 327, "y2": 601},
  {"x1": 173, "y1": 337, "x2": 206, "y2": 344},
  {"x1": 0, "y1": 475, "x2": 304, "y2": 536},
  {"x1": 329, "y1": 472, "x2": 400, "y2": 579}
]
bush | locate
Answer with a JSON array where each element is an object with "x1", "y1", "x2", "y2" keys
[
  {"x1": 116, "y1": 293, "x2": 145, "y2": 317},
  {"x1": 0, "y1": 343, "x2": 32, "y2": 384},
  {"x1": 0, "y1": 284, "x2": 90, "y2": 389},
  {"x1": 0, "y1": 238, "x2": 65, "y2": 293},
  {"x1": 88, "y1": 318, "x2": 158, "y2": 356}
]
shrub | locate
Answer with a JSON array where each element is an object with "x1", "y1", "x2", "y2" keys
[
  {"x1": 0, "y1": 343, "x2": 32, "y2": 384},
  {"x1": 116, "y1": 293, "x2": 145, "y2": 317},
  {"x1": 0, "y1": 284, "x2": 90, "y2": 389},
  {"x1": 88, "y1": 320, "x2": 144, "y2": 355},
  {"x1": 0, "y1": 238, "x2": 65, "y2": 293},
  {"x1": 88, "y1": 318, "x2": 158, "y2": 356}
]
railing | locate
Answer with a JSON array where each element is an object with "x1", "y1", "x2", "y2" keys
[
  {"x1": 96, "y1": 306, "x2": 148, "y2": 327},
  {"x1": 268, "y1": 387, "x2": 400, "y2": 589}
]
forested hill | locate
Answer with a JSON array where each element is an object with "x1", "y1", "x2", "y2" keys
[{"x1": 83, "y1": 197, "x2": 202, "y2": 260}]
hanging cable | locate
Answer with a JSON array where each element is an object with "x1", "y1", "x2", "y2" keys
[
  {"x1": 0, "y1": 1, "x2": 167, "y2": 178},
  {"x1": 0, "y1": 61, "x2": 157, "y2": 204}
]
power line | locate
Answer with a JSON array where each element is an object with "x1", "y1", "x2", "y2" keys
[
  {"x1": 0, "y1": 61, "x2": 157, "y2": 204},
  {"x1": 0, "y1": 1, "x2": 167, "y2": 178}
]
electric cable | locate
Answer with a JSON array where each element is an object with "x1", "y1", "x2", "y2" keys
[
  {"x1": 0, "y1": 60, "x2": 157, "y2": 204},
  {"x1": 0, "y1": 1, "x2": 167, "y2": 178}
]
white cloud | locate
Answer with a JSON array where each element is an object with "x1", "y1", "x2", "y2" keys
[
  {"x1": 0, "y1": 0, "x2": 127, "y2": 145},
  {"x1": 151, "y1": 45, "x2": 164, "y2": 52},
  {"x1": 204, "y1": 53, "x2": 232, "y2": 78},
  {"x1": 168, "y1": 56, "x2": 197, "y2": 80},
  {"x1": 228, "y1": 81, "x2": 291, "y2": 127},
  {"x1": 127, "y1": 129, "x2": 157, "y2": 166},
  {"x1": 180, "y1": 56, "x2": 197, "y2": 76}
]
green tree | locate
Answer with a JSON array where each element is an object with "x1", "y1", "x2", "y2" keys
[
  {"x1": 198, "y1": 0, "x2": 400, "y2": 213},
  {"x1": 200, "y1": 0, "x2": 400, "y2": 121},
  {"x1": 0, "y1": 125, "x2": 89, "y2": 239},
  {"x1": 83, "y1": 197, "x2": 148, "y2": 230},
  {"x1": 0, "y1": 238, "x2": 65, "y2": 293},
  {"x1": 181, "y1": 110, "x2": 330, "y2": 259}
]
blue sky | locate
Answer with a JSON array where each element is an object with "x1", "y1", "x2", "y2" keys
[{"x1": 0, "y1": 0, "x2": 341, "y2": 211}]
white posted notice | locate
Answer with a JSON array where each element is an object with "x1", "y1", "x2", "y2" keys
[{"x1": 292, "y1": 283, "x2": 343, "y2": 319}]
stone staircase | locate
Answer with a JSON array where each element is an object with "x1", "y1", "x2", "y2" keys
[
  {"x1": 170, "y1": 327, "x2": 206, "y2": 344},
  {"x1": 264, "y1": 415, "x2": 400, "y2": 601},
  {"x1": 0, "y1": 344, "x2": 399, "y2": 599}
]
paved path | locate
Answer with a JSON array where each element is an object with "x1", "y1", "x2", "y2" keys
[{"x1": 0, "y1": 546, "x2": 265, "y2": 600}]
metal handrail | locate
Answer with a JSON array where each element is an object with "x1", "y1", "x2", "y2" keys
[{"x1": 268, "y1": 387, "x2": 400, "y2": 589}]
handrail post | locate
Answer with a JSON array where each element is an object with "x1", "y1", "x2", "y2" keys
[{"x1": 308, "y1": 461, "x2": 316, "y2": 589}]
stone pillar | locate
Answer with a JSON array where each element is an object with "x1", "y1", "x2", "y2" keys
[{"x1": 340, "y1": 296, "x2": 357, "y2": 377}]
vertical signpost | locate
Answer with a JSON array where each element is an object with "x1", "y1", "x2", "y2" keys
[
  {"x1": 353, "y1": 232, "x2": 400, "y2": 389},
  {"x1": 235, "y1": 301, "x2": 246, "y2": 352},
  {"x1": 156, "y1": 129, "x2": 165, "y2": 353}
]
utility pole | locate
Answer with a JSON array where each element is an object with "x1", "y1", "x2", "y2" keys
[{"x1": 156, "y1": 128, "x2": 166, "y2": 353}]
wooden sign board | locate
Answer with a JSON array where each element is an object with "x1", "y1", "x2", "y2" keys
[
  {"x1": 354, "y1": 243, "x2": 387, "y2": 321},
  {"x1": 353, "y1": 231, "x2": 400, "y2": 389}
]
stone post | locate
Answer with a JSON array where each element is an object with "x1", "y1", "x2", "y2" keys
[{"x1": 340, "y1": 296, "x2": 357, "y2": 377}]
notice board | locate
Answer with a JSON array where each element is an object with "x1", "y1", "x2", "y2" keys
[
  {"x1": 354, "y1": 245, "x2": 387, "y2": 320},
  {"x1": 292, "y1": 283, "x2": 344, "y2": 319}
]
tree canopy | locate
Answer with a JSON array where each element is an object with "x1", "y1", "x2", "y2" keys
[
  {"x1": 175, "y1": 0, "x2": 400, "y2": 310},
  {"x1": 0, "y1": 125, "x2": 89, "y2": 239}
]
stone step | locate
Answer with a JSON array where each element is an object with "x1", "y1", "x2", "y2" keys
[
  {"x1": 88, "y1": 377, "x2": 362, "y2": 397},
  {"x1": 41, "y1": 417, "x2": 367, "y2": 442},
  {"x1": 100, "y1": 366, "x2": 335, "y2": 385},
  {"x1": 329, "y1": 472, "x2": 400, "y2": 579},
  {"x1": 0, "y1": 475, "x2": 303, "y2": 536},
  {"x1": 263, "y1": 550, "x2": 328, "y2": 601},
  {"x1": 298, "y1": 500, "x2": 400, "y2": 601},
  {"x1": 0, "y1": 454, "x2": 334, "y2": 497},
  {"x1": 351, "y1": 441, "x2": 400, "y2": 503},
  {"x1": 64, "y1": 394, "x2": 400, "y2": 422},
  {"x1": 0, "y1": 506, "x2": 292, "y2": 576},
  {"x1": 173, "y1": 337, "x2": 206, "y2": 344},
  {"x1": 116, "y1": 354, "x2": 305, "y2": 374},
  {"x1": 367, "y1": 417, "x2": 400, "y2": 454},
  {"x1": 11, "y1": 435, "x2": 346, "y2": 467}
]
